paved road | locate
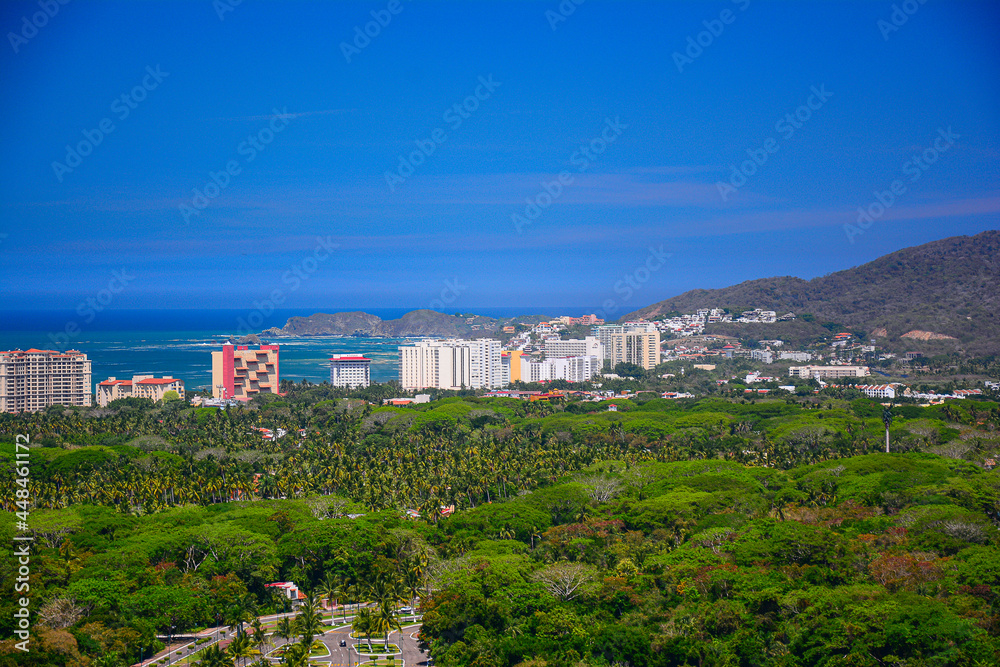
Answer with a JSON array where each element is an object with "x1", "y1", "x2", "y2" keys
[
  {"x1": 135, "y1": 608, "x2": 425, "y2": 667},
  {"x1": 135, "y1": 606, "x2": 384, "y2": 666},
  {"x1": 304, "y1": 619, "x2": 427, "y2": 667}
]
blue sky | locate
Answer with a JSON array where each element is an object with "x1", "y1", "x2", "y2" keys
[{"x1": 1, "y1": 0, "x2": 998, "y2": 317}]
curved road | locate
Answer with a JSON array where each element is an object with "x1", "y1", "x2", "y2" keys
[{"x1": 136, "y1": 610, "x2": 426, "y2": 667}]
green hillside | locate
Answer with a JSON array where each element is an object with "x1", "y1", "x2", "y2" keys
[{"x1": 626, "y1": 230, "x2": 1000, "y2": 354}]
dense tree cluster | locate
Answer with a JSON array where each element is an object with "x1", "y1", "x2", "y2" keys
[{"x1": 1, "y1": 389, "x2": 998, "y2": 665}]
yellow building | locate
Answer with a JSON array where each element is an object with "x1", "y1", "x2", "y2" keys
[{"x1": 503, "y1": 351, "x2": 524, "y2": 383}]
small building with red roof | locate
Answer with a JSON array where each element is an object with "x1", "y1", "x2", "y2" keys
[{"x1": 96, "y1": 375, "x2": 184, "y2": 406}]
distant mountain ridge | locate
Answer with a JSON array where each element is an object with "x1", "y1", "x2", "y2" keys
[
  {"x1": 262, "y1": 309, "x2": 547, "y2": 338},
  {"x1": 625, "y1": 230, "x2": 1000, "y2": 354}
]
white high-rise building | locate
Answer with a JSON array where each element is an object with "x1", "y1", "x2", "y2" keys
[
  {"x1": 544, "y1": 336, "x2": 604, "y2": 365},
  {"x1": 467, "y1": 338, "x2": 503, "y2": 390},
  {"x1": 329, "y1": 354, "x2": 372, "y2": 388},
  {"x1": 399, "y1": 339, "x2": 504, "y2": 391},
  {"x1": 400, "y1": 340, "x2": 470, "y2": 391},
  {"x1": 521, "y1": 355, "x2": 599, "y2": 383}
]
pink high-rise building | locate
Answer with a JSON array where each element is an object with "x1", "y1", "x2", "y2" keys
[{"x1": 211, "y1": 344, "x2": 280, "y2": 400}]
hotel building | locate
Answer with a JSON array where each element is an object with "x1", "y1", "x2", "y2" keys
[
  {"x1": 96, "y1": 375, "x2": 185, "y2": 406},
  {"x1": 399, "y1": 339, "x2": 504, "y2": 391},
  {"x1": 467, "y1": 338, "x2": 503, "y2": 390},
  {"x1": 596, "y1": 323, "x2": 661, "y2": 370},
  {"x1": 788, "y1": 365, "x2": 871, "y2": 379},
  {"x1": 329, "y1": 354, "x2": 372, "y2": 388},
  {"x1": 0, "y1": 348, "x2": 92, "y2": 413},
  {"x1": 544, "y1": 336, "x2": 604, "y2": 365},
  {"x1": 211, "y1": 344, "x2": 280, "y2": 400},
  {"x1": 522, "y1": 355, "x2": 599, "y2": 383}
]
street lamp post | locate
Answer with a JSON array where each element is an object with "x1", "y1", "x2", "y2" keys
[{"x1": 883, "y1": 404, "x2": 894, "y2": 453}]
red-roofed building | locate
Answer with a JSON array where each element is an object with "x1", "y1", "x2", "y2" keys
[
  {"x1": 265, "y1": 582, "x2": 306, "y2": 605},
  {"x1": 96, "y1": 375, "x2": 184, "y2": 406},
  {"x1": 0, "y1": 348, "x2": 92, "y2": 413},
  {"x1": 856, "y1": 384, "x2": 896, "y2": 400}
]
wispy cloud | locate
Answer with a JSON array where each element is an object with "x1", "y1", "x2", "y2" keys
[{"x1": 205, "y1": 109, "x2": 357, "y2": 122}]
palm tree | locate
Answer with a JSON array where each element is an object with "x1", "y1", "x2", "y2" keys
[
  {"x1": 227, "y1": 633, "x2": 254, "y2": 667},
  {"x1": 196, "y1": 644, "x2": 235, "y2": 667},
  {"x1": 251, "y1": 623, "x2": 269, "y2": 660},
  {"x1": 318, "y1": 572, "x2": 340, "y2": 615},
  {"x1": 376, "y1": 600, "x2": 402, "y2": 654},
  {"x1": 352, "y1": 607, "x2": 376, "y2": 652},
  {"x1": 225, "y1": 594, "x2": 257, "y2": 638},
  {"x1": 279, "y1": 642, "x2": 311, "y2": 667},
  {"x1": 294, "y1": 594, "x2": 325, "y2": 646},
  {"x1": 273, "y1": 616, "x2": 295, "y2": 648},
  {"x1": 91, "y1": 653, "x2": 124, "y2": 667}
]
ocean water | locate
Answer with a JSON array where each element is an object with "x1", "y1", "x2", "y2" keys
[
  {"x1": 0, "y1": 329, "x2": 408, "y2": 388},
  {"x1": 0, "y1": 308, "x2": 578, "y2": 390}
]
